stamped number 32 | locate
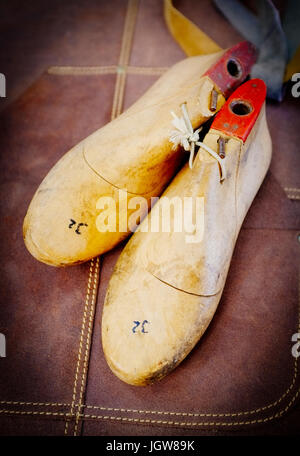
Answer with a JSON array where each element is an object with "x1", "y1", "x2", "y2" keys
[{"x1": 132, "y1": 320, "x2": 150, "y2": 334}]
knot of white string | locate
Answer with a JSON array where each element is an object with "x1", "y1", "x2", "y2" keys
[{"x1": 169, "y1": 103, "x2": 226, "y2": 182}]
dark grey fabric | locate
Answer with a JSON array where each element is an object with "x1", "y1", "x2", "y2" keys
[{"x1": 214, "y1": 0, "x2": 300, "y2": 101}]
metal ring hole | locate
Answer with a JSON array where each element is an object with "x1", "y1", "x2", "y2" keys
[
  {"x1": 229, "y1": 100, "x2": 253, "y2": 116},
  {"x1": 227, "y1": 59, "x2": 242, "y2": 78}
]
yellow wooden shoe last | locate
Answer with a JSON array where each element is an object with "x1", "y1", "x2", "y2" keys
[
  {"x1": 23, "y1": 42, "x2": 256, "y2": 266},
  {"x1": 102, "y1": 79, "x2": 272, "y2": 385}
]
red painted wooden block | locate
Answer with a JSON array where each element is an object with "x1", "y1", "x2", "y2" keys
[
  {"x1": 205, "y1": 40, "x2": 257, "y2": 98},
  {"x1": 212, "y1": 78, "x2": 267, "y2": 143}
]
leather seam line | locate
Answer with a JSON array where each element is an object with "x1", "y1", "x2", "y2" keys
[
  {"x1": 64, "y1": 259, "x2": 97, "y2": 435},
  {"x1": 286, "y1": 194, "x2": 300, "y2": 201},
  {"x1": 0, "y1": 384, "x2": 299, "y2": 427},
  {"x1": 47, "y1": 65, "x2": 168, "y2": 76},
  {"x1": 284, "y1": 187, "x2": 300, "y2": 192},
  {"x1": 73, "y1": 257, "x2": 100, "y2": 436}
]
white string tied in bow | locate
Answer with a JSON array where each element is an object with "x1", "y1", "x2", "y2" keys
[{"x1": 169, "y1": 103, "x2": 226, "y2": 182}]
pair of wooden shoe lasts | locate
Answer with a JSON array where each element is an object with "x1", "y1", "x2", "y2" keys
[{"x1": 23, "y1": 42, "x2": 272, "y2": 385}]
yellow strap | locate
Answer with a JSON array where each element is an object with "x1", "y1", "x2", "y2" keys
[
  {"x1": 164, "y1": 0, "x2": 222, "y2": 56},
  {"x1": 285, "y1": 46, "x2": 300, "y2": 81}
]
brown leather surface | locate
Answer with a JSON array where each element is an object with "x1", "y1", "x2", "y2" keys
[
  {"x1": 0, "y1": 0, "x2": 126, "y2": 112},
  {"x1": 0, "y1": 0, "x2": 299, "y2": 436}
]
